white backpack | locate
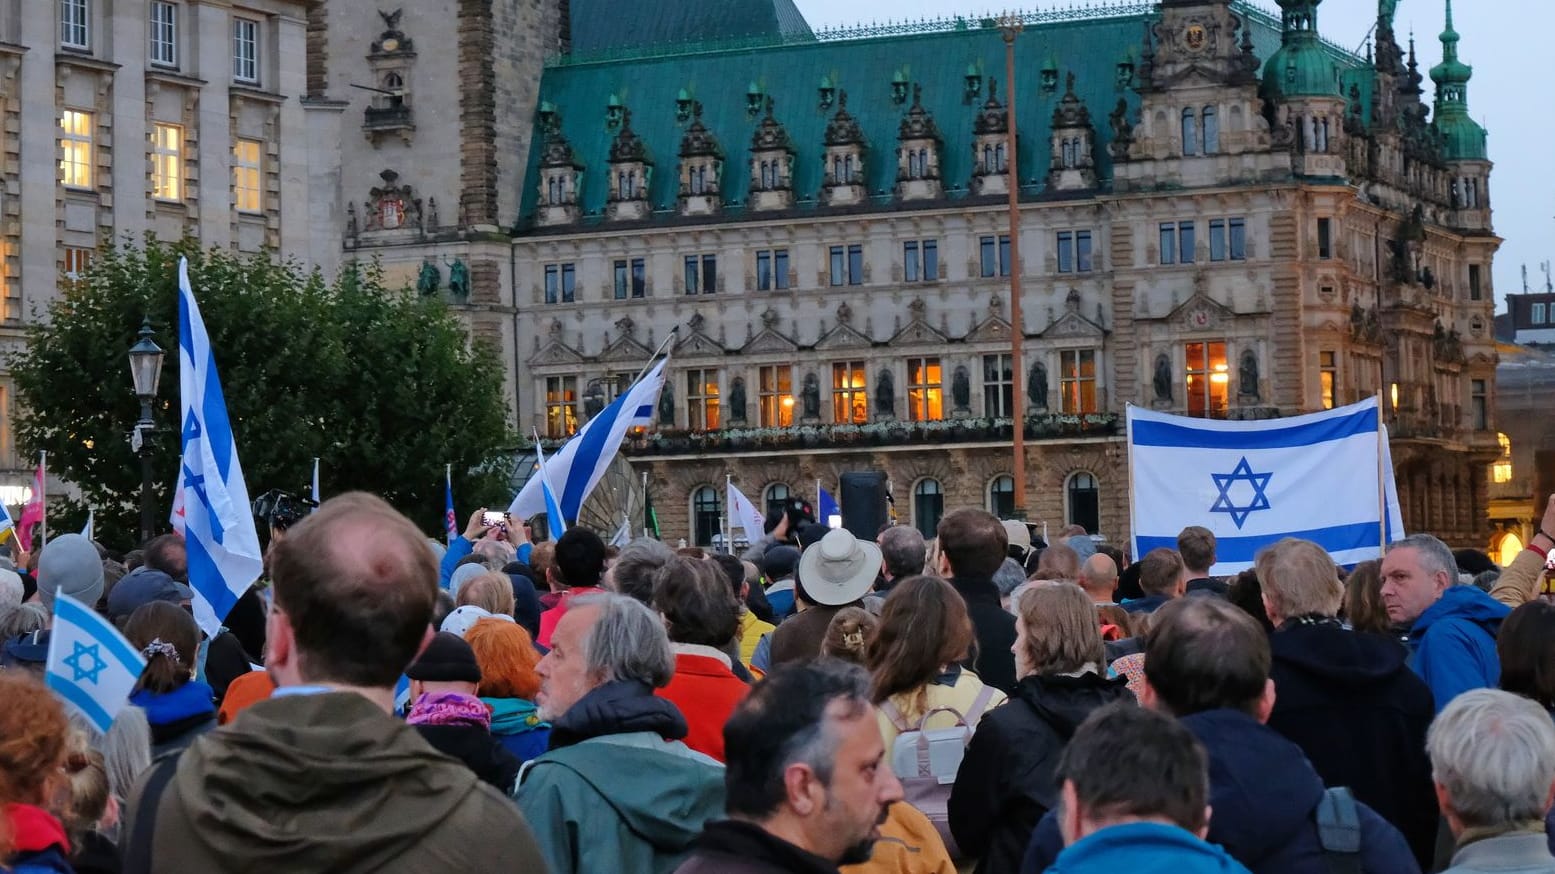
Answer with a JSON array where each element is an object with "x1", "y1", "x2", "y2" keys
[{"x1": 880, "y1": 685, "x2": 997, "y2": 861}]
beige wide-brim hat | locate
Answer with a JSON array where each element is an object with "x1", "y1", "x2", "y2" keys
[{"x1": 797, "y1": 528, "x2": 883, "y2": 607}]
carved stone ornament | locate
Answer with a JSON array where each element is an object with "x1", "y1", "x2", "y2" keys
[
  {"x1": 609, "y1": 108, "x2": 648, "y2": 163},
  {"x1": 824, "y1": 91, "x2": 865, "y2": 146},
  {"x1": 897, "y1": 84, "x2": 941, "y2": 141},
  {"x1": 751, "y1": 97, "x2": 793, "y2": 152},
  {"x1": 1051, "y1": 72, "x2": 1093, "y2": 130},
  {"x1": 371, "y1": 8, "x2": 414, "y2": 54},
  {"x1": 973, "y1": 78, "x2": 1008, "y2": 136},
  {"x1": 678, "y1": 102, "x2": 721, "y2": 159}
]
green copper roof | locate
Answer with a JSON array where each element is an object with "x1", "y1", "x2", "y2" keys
[
  {"x1": 567, "y1": 0, "x2": 814, "y2": 57},
  {"x1": 520, "y1": 3, "x2": 1368, "y2": 229},
  {"x1": 1428, "y1": 0, "x2": 1486, "y2": 161},
  {"x1": 1262, "y1": 0, "x2": 1340, "y2": 99}
]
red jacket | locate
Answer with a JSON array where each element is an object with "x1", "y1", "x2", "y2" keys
[
  {"x1": 656, "y1": 648, "x2": 749, "y2": 762},
  {"x1": 537, "y1": 587, "x2": 604, "y2": 648}
]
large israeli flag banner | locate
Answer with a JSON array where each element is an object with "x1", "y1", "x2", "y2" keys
[
  {"x1": 174, "y1": 257, "x2": 264, "y2": 635},
  {"x1": 46, "y1": 594, "x2": 147, "y2": 735},
  {"x1": 1129, "y1": 396, "x2": 1404, "y2": 575},
  {"x1": 510, "y1": 358, "x2": 668, "y2": 520}
]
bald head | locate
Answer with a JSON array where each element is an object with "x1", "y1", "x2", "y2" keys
[{"x1": 1078, "y1": 553, "x2": 1119, "y2": 603}]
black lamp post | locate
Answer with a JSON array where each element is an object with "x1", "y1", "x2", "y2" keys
[{"x1": 127, "y1": 317, "x2": 166, "y2": 545}]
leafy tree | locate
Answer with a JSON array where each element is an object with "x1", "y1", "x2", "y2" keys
[{"x1": 13, "y1": 239, "x2": 516, "y2": 550}]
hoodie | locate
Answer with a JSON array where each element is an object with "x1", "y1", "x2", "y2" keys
[
  {"x1": 1047, "y1": 822, "x2": 1253, "y2": 874},
  {"x1": 123, "y1": 690, "x2": 546, "y2": 874},
  {"x1": 1406, "y1": 585, "x2": 1509, "y2": 714},
  {"x1": 4, "y1": 804, "x2": 73, "y2": 874},
  {"x1": 950, "y1": 671, "x2": 1131, "y2": 874},
  {"x1": 131, "y1": 680, "x2": 216, "y2": 758},
  {"x1": 1022, "y1": 709, "x2": 1420, "y2": 874},
  {"x1": 483, "y1": 695, "x2": 551, "y2": 762},
  {"x1": 1268, "y1": 620, "x2": 1438, "y2": 868},
  {"x1": 516, "y1": 680, "x2": 725, "y2": 874}
]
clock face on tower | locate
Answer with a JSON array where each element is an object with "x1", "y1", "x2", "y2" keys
[{"x1": 1184, "y1": 24, "x2": 1208, "y2": 53}]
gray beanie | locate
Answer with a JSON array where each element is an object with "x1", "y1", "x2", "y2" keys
[
  {"x1": 993, "y1": 557, "x2": 1028, "y2": 598},
  {"x1": 449, "y1": 562, "x2": 487, "y2": 598},
  {"x1": 1066, "y1": 534, "x2": 1098, "y2": 562},
  {"x1": 38, "y1": 533, "x2": 106, "y2": 613}
]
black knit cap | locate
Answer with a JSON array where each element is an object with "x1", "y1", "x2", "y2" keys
[{"x1": 405, "y1": 631, "x2": 482, "y2": 684}]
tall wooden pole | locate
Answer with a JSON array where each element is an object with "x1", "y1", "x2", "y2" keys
[{"x1": 1001, "y1": 15, "x2": 1027, "y2": 519}]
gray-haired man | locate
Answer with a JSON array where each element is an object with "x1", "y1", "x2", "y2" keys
[
  {"x1": 516, "y1": 592, "x2": 724, "y2": 874},
  {"x1": 1428, "y1": 689, "x2": 1555, "y2": 873}
]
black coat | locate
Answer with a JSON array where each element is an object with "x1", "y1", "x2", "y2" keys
[
  {"x1": 674, "y1": 819, "x2": 839, "y2": 874},
  {"x1": 948, "y1": 575, "x2": 1017, "y2": 694},
  {"x1": 949, "y1": 672, "x2": 1131, "y2": 874},
  {"x1": 1267, "y1": 620, "x2": 1438, "y2": 869},
  {"x1": 414, "y1": 723, "x2": 523, "y2": 792}
]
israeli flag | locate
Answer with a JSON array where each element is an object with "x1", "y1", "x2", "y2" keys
[
  {"x1": 1128, "y1": 397, "x2": 1404, "y2": 575},
  {"x1": 46, "y1": 594, "x2": 147, "y2": 735},
  {"x1": 510, "y1": 358, "x2": 668, "y2": 520},
  {"x1": 727, "y1": 481, "x2": 765, "y2": 543},
  {"x1": 0, "y1": 499, "x2": 14, "y2": 538},
  {"x1": 81, "y1": 509, "x2": 93, "y2": 542},
  {"x1": 534, "y1": 437, "x2": 567, "y2": 540},
  {"x1": 174, "y1": 257, "x2": 264, "y2": 636}
]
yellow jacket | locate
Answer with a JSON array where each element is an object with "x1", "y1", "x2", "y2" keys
[
  {"x1": 841, "y1": 801, "x2": 956, "y2": 874},
  {"x1": 738, "y1": 612, "x2": 775, "y2": 673},
  {"x1": 876, "y1": 669, "x2": 1006, "y2": 750}
]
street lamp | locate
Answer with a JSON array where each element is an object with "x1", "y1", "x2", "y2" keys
[{"x1": 127, "y1": 316, "x2": 165, "y2": 544}]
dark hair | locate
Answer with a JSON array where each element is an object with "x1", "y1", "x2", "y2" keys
[
  {"x1": 866, "y1": 575, "x2": 973, "y2": 705},
  {"x1": 1341, "y1": 560, "x2": 1390, "y2": 635},
  {"x1": 1056, "y1": 703, "x2": 1208, "y2": 832},
  {"x1": 1176, "y1": 527, "x2": 1216, "y2": 573},
  {"x1": 936, "y1": 508, "x2": 1007, "y2": 579},
  {"x1": 653, "y1": 556, "x2": 740, "y2": 647},
  {"x1": 553, "y1": 528, "x2": 606, "y2": 589},
  {"x1": 1226, "y1": 569, "x2": 1274, "y2": 633},
  {"x1": 1144, "y1": 596, "x2": 1270, "y2": 716},
  {"x1": 1097, "y1": 544, "x2": 1126, "y2": 571},
  {"x1": 711, "y1": 553, "x2": 746, "y2": 598},
  {"x1": 1500, "y1": 601, "x2": 1555, "y2": 709},
  {"x1": 141, "y1": 534, "x2": 187, "y2": 583},
  {"x1": 1453, "y1": 548, "x2": 1499, "y2": 577},
  {"x1": 1137, "y1": 548, "x2": 1185, "y2": 597},
  {"x1": 269, "y1": 492, "x2": 437, "y2": 688},
  {"x1": 431, "y1": 591, "x2": 456, "y2": 632},
  {"x1": 723, "y1": 660, "x2": 871, "y2": 818},
  {"x1": 124, "y1": 601, "x2": 199, "y2": 695}
]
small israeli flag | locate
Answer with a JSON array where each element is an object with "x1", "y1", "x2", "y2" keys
[
  {"x1": 81, "y1": 509, "x2": 94, "y2": 542},
  {"x1": 1128, "y1": 397, "x2": 1404, "y2": 574},
  {"x1": 46, "y1": 594, "x2": 147, "y2": 735},
  {"x1": 534, "y1": 436, "x2": 567, "y2": 541}
]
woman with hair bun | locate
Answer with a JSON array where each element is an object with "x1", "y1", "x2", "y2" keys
[
  {"x1": 0, "y1": 671, "x2": 74, "y2": 873},
  {"x1": 124, "y1": 601, "x2": 216, "y2": 758}
]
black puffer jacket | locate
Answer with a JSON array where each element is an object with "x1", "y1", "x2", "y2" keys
[{"x1": 948, "y1": 671, "x2": 1132, "y2": 874}]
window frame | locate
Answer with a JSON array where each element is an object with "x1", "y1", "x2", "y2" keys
[
  {"x1": 829, "y1": 245, "x2": 863, "y2": 286},
  {"x1": 1057, "y1": 230, "x2": 1093, "y2": 274},
  {"x1": 1209, "y1": 217, "x2": 1247, "y2": 262},
  {"x1": 686, "y1": 368, "x2": 721, "y2": 431},
  {"x1": 1533, "y1": 303, "x2": 1548, "y2": 325},
  {"x1": 1065, "y1": 471, "x2": 1100, "y2": 535},
  {"x1": 758, "y1": 365, "x2": 794, "y2": 427},
  {"x1": 988, "y1": 475, "x2": 1015, "y2": 519},
  {"x1": 691, "y1": 485, "x2": 722, "y2": 547},
  {"x1": 831, "y1": 360, "x2": 868, "y2": 424},
  {"x1": 62, "y1": 246, "x2": 93, "y2": 285},
  {"x1": 912, "y1": 478, "x2": 944, "y2": 540},
  {"x1": 1317, "y1": 218, "x2": 1333, "y2": 260},
  {"x1": 149, "y1": 1, "x2": 178, "y2": 67},
  {"x1": 1059, "y1": 348, "x2": 1098, "y2": 414},
  {"x1": 232, "y1": 16, "x2": 260, "y2": 85},
  {"x1": 151, "y1": 122, "x2": 184, "y2": 202},
  {"x1": 545, "y1": 375, "x2": 579, "y2": 438},
  {"x1": 59, "y1": 109, "x2": 94, "y2": 190},
  {"x1": 1319, "y1": 350, "x2": 1337, "y2": 410},
  {"x1": 232, "y1": 138, "x2": 263, "y2": 214},
  {"x1": 1470, "y1": 379, "x2": 1488, "y2": 430},
  {"x1": 1468, "y1": 265, "x2": 1482, "y2": 301},
  {"x1": 60, "y1": 0, "x2": 90, "y2": 50},
  {"x1": 1184, "y1": 340, "x2": 1230, "y2": 418},
  {"x1": 543, "y1": 262, "x2": 576, "y2": 304},
  {"x1": 756, "y1": 248, "x2": 790, "y2": 291},
  {"x1": 906, "y1": 357, "x2": 943, "y2": 422},
  {"x1": 982, "y1": 353, "x2": 1013, "y2": 418}
]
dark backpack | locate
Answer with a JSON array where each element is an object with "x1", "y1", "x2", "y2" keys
[
  {"x1": 1315, "y1": 786, "x2": 1362, "y2": 874},
  {"x1": 121, "y1": 752, "x2": 181, "y2": 874}
]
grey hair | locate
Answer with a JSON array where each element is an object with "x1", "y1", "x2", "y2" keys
[
  {"x1": 1389, "y1": 534, "x2": 1458, "y2": 585},
  {"x1": 0, "y1": 601, "x2": 48, "y2": 639},
  {"x1": 100, "y1": 707, "x2": 153, "y2": 806},
  {"x1": 778, "y1": 660, "x2": 872, "y2": 789},
  {"x1": 607, "y1": 537, "x2": 676, "y2": 605},
  {"x1": 1427, "y1": 688, "x2": 1555, "y2": 829},
  {"x1": 878, "y1": 526, "x2": 927, "y2": 579},
  {"x1": 571, "y1": 592, "x2": 675, "y2": 688}
]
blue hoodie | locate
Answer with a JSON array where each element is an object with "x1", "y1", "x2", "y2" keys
[
  {"x1": 1047, "y1": 822, "x2": 1252, "y2": 874},
  {"x1": 1406, "y1": 585, "x2": 1509, "y2": 714},
  {"x1": 131, "y1": 680, "x2": 217, "y2": 758},
  {"x1": 484, "y1": 696, "x2": 551, "y2": 762}
]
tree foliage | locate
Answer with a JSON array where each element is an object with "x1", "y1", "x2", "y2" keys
[{"x1": 13, "y1": 239, "x2": 516, "y2": 550}]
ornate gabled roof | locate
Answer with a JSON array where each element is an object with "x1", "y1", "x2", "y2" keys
[
  {"x1": 824, "y1": 90, "x2": 864, "y2": 146},
  {"x1": 540, "y1": 131, "x2": 583, "y2": 169},
  {"x1": 1428, "y1": 0, "x2": 1485, "y2": 162},
  {"x1": 750, "y1": 96, "x2": 793, "y2": 152},
  {"x1": 609, "y1": 108, "x2": 649, "y2": 163},
  {"x1": 897, "y1": 84, "x2": 940, "y2": 142},
  {"x1": 678, "y1": 103, "x2": 722, "y2": 158},
  {"x1": 1050, "y1": 72, "x2": 1092, "y2": 130},
  {"x1": 1263, "y1": 0, "x2": 1340, "y2": 100},
  {"x1": 973, "y1": 77, "x2": 1007, "y2": 136}
]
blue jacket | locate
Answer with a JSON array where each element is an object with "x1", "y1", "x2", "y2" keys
[
  {"x1": 1023, "y1": 709, "x2": 1420, "y2": 874},
  {"x1": 1406, "y1": 585, "x2": 1509, "y2": 714},
  {"x1": 1045, "y1": 822, "x2": 1252, "y2": 874},
  {"x1": 485, "y1": 696, "x2": 551, "y2": 763},
  {"x1": 440, "y1": 536, "x2": 474, "y2": 588}
]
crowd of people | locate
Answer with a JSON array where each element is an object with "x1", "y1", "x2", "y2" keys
[{"x1": 1, "y1": 489, "x2": 1554, "y2": 874}]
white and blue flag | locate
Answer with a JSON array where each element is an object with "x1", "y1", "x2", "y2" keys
[
  {"x1": 173, "y1": 257, "x2": 264, "y2": 636},
  {"x1": 534, "y1": 436, "x2": 567, "y2": 540},
  {"x1": 81, "y1": 509, "x2": 93, "y2": 542},
  {"x1": 1128, "y1": 397, "x2": 1404, "y2": 575},
  {"x1": 510, "y1": 358, "x2": 669, "y2": 521},
  {"x1": 46, "y1": 594, "x2": 147, "y2": 735}
]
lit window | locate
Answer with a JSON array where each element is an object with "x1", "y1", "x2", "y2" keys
[
  {"x1": 233, "y1": 138, "x2": 262, "y2": 213},
  {"x1": 151, "y1": 123, "x2": 183, "y2": 201},
  {"x1": 692, "y1": 486, "x2": 721, "y2": 546},
  {"x1": 687, "y1": 369, "x2": 720, "y2": 430},
  {"x1": 1493, "y1": 433, "x2": 1512, "y2": 484},
  {"x1": 60, "y1": 0, "x2": 89, "y2": 49},
  {"x1": 756, "y1": 249, "x2": 789, "y2": 291},
  {"x1": 59, "y1": 110, "x2": 93, "y2": 189},
  {"x1": 907, "y1": 358, "x2": 943, "y2": 422},
  {"x1": 1059, "y1": 349, "x2": 1097, "y2": 413},
  {"x1": 759, "y1": 365, "x2": 794, "y2": 427},
  {"x1": 1319, "y1": 351, "x2": 1337, "y2": 410},
  {"x1": 149, "y1": 2, "x2": 177, "y2": 66},
  {"x1": 913, "y1": 479, "x2": 943, "y2": 539},
  {"x1": 988, "y1": 475, "x2": 1015, "y2": 518},
  {"x1": 831, "y1": 361, "x2": 867, "y2": 424},
  {"x1": 62, "y1": 247, "x2": 93, "y2": 286},
  {"x1": 983, "y1": 354, "x2": 1013, "y2": 418},
  {"x1": 232, "y1": 17, "x2": 258, "y2": 83},
  {"x1": 545, "y1": 376, "x2": 578, "y2": 437},
  {"x1": 1185, "y1": 341, "x2": 1229, "y2": 418}
]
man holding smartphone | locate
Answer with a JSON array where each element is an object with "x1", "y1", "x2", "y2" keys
[{"x1": 439, "y1": 507, "x2": 531, "y2": 589}]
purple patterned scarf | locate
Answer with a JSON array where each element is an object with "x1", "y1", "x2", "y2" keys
[{"x1": 406, "y1": 691, "x2": 492, "y2": 729}]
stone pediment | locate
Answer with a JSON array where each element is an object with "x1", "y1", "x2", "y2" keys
[
  {"x1": 1040, "y1": 310, "x2": 1106, "y2": 340},
  {"x1": 891, "y1": 317, "x2": 947, "y2": 346},
  {"x1": 814, "y1": 322, "x2": 873, "y2": 351},
  {"x1": 965, "y1": 315, "x2": 1012, "y2": 344},
  {"x1": 1161, "y1": 291, "x2": 1235, "y2": 331},
  {"x1": 742, "y1": 327, "x2": 798, "y2": 355},
  {"x1": 600, "y1": 334, "x2": 653, "y2": 363},
  {"x1": 529, "y1": 339, "x2": 585, "y2": 367},
  {"x1": 675, "y1": 330, "x2": 725, "y2": 358}
]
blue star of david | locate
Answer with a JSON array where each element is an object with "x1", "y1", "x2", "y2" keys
[
  {"x1": 1209, "y1": 457, "x2": 1273, "y2": 529},
  {"x1": 63, "y1": 641, "x2": 107, "y2": 685}
]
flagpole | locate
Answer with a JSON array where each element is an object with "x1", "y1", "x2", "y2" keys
[
  {"x1": 724, "y1": 473, "x2": 732, "y2": 556},
  {"x1": 1376, "y1": 390, "x2": 1386, "y2": 557},
  {"x1": 641, "y1": 470, "x2": 649, "y2": 538},
  {"x1": 1124, "y1": 405, "x2": 1136, "y2": 562},
  {"x1": 39, "y1": 450, "x2": 46, "y2": 547},
  {"x1": 632, "y1": 326, "x2": 679, "y2": 386}
]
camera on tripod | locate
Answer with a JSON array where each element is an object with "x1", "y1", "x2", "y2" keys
[{"x1": 252, "y1": 489, "x2": 317, "y2": 531}]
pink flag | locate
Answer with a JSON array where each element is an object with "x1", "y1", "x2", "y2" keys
[{"x1": 16, "y1": 457, "x2": 44, "y2": 553}]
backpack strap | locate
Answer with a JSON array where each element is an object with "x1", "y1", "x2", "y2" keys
[
  {"x1": 881, "y1": 699, "x2": 913, "y2": 733},
  {"x1": 908, "y1": 706, "x2": 970, "y2": 779},
  {"x1": 123, "y1": 753, "x2": 181, "y2": 874},
  {"x1": 962, "y1": 685, "x2": 998, "y2": 728},
  {"x1": 1315, "y1": 786, "x2": 1362, "y2": 874}
]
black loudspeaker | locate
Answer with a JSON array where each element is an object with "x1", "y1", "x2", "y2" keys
[{"x1": 840, "y1": 471, "x2": 889, "y2": 541}]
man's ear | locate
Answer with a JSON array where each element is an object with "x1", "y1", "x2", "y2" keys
[
  {"x1": 1195, "y1": 805, "x2": 1212, "y2": 840},
  {"x1": 784, "y1": 762, "x2": 822, "y2": 818},
  {"x1": 1058, "y1": 780, "x2": 1082, "y2": 846},
  {"x1": 1140, "y1": 679, "x2": 1160, "y2": 712},
  {"x1": 1254, "y1": 678, "x2": 1277, "y2": 724}
]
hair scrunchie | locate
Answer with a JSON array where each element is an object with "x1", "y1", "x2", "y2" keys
[{"x1": 141, "y1": 638, "x2": 180, "y2": 662}]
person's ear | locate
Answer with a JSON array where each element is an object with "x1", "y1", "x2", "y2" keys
[
  {"x1": 1196, "y1": 805, "x2": 1212, "y2": 840},
  {"x1": 784, "y1": 762, "x2": 821, "y2": 817},
  {"x1": 1254, "y1": 678, "x2": 1277, "y2": 724},
  {"x1": 1058, "y1": 780, "x2": 1082, "y2": 846},
  {"x1": 1140, "y1": 679, "x2": 1160, "y2": 712}
]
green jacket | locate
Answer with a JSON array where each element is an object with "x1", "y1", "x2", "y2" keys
[{"x1": 515, "y1": 731, "x2": 725, "y2": 874}]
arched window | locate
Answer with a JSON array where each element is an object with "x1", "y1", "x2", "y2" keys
[
  {"x1": 913, "y1": 478, "x2": 944, "y2": 540},
  {"x1": 843, "y1": 154, "x2": 855, "y2": 182},
  {"x1": 692, "y1": 485, "x2": 721, "y2": 547},
  {"x1": 995, "y1": 144, "x2": 1006, "y2": 172},
  {"x1": 1181, "y1": 108, "x2": 1198, "y2": 156},
  {"x1": 1061, "y1": 139, "x2": 1074, "y2": 168},
  {"x1": 988, "y1": 475, "x2": 1015, "y2": 519},
  {"x1": 832, "y1": 155, "x2": 842, "y2": 182},
  {"x1": 764, "y1": 483, "x2": 791, "y2": 521},
  {"x1": 906, "y1": 150, "x2": 919, "y2": 179},
  {"x1": 919, "y1": 148, "x2": 929, "y2": 175},
  {"x1": 1065, "y1": 472, "x2": 1100, "y2": 535},
  {"x1": 1202, "y1": 106, "x2": 1219, "y2": 154}
]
